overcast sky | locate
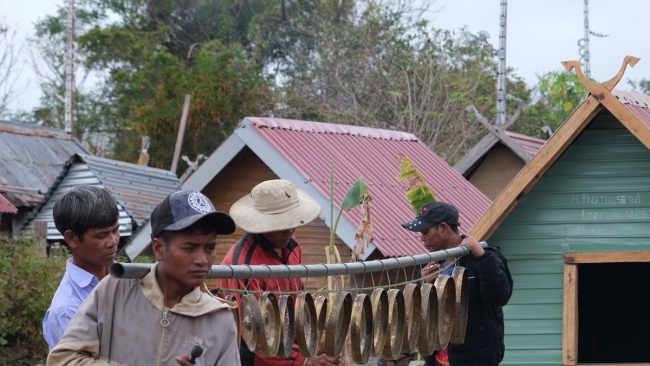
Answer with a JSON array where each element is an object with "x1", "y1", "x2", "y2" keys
[{"x1": 2, "y1": 0, "x2": 649, "y2": 114}]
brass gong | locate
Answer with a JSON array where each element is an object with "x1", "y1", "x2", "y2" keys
[
  {"x1": 240, "y1": 294, "x2": 265, "y2": 352},
  {"x1": 401, "y1": 283, "x2": 421, "y2": 353},
  {"x1": 314, "y1": 295, "x2": 328, "y2": 350},
  {"x1": 324, "y1": 291, "x2": 352, "y2": 358},
  {"x1": 225, "y1": 295, "x2": 241, "y2": 349},
  {"x1": 433, "y1": 275, "x2": 456, "y2": 351},
  {"x1": 369, "y1": 288, "x2": 388, "y2": 357},
  {"x1": 295, "y1": 292, "x2": 318, "y2": 357},
  {"x1": 350, "y1": 293, "x2": 373, "y2": 365},
  {"x1": 450, "y1": 266, "x2": 469, "y2": 345},
  {"x1": 381, "y1": 289, "x2": 405, "y2": 360},
  {"x1": 277, "y1": 295, "x2": 295, "y2": 358},
  {"x1": 259, "y1": 292, "x2": 281, "y2": 357},
  {"x1": 418, "y1": 283, "x2": 438, "y2": 356}
]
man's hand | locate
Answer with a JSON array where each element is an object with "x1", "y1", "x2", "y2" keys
[
  {"x1": 176, "y1": 354, "x2": 193, "y2": 366},
  {"x1": 305, "y1": 353, "x2": 340, "y2": 366},
  {"x1": 420, "y1": 262, "x2": 440, "y2": 284},
  {"x1": 461, "y1": 236, "x2": 485, "y2": 257}
]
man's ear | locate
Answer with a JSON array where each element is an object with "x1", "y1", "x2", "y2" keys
[
  {"x1": 152, "y1": 237, "x2": 165, "y2": 262},
  {"x1": 440, "y1": 222, "x2": 450, "y2": 237},
  {"x1": 64, "y1": 230, "x2": 79, "y2": 250}
]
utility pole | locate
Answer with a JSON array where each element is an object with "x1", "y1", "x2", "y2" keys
[
  {"x1": 578, "y1": 0, "x2": 608, "y2": 77},
  {"x1": 495, "y1": 0, "x2": 507, "y2": 125},
  {"x1": 64, "y1": 0, "x2": 75, "y2": 134}
]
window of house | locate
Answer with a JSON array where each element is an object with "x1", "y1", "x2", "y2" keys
[{"x1": 563, "y1": 253, "x2": 650, "y2": 365}]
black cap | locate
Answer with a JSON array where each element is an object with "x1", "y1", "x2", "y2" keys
[
  {"x1": 150, "y1": 190, "x2": 236, "y2": 239},
  {"x1": 401, "y1": 201, "x2": 460, "y2": 232}
]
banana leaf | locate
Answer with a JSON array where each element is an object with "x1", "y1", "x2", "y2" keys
[{"x1": 396, "y1": 154, "x2": 436, "y2": 214}]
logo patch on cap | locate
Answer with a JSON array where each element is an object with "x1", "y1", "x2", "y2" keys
[{"x1": 188, "y1": 191, "x2": 213, "y2": 213}]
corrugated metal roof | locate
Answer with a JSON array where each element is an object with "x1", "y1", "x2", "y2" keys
[
  {"x1": 82, "y1": 155, "x2": 181, "y2": 225},
  {"x1": 27, "y1": 164, "x2": 134, "y2": 240},
  {"x1": 0, "y1": 194, "x2": 17, "y2": 214},
  {"x1": 614, "y1": 89, "x2": 650, "y2": 128},
  {"x1": 0, "y1": 120, "x2": 87, "y2": 205},
  {"x1": 504, "y1": 131, "x2": 546, "y2": 156},
  {"x1": 25, "y1": 154, "x2": 180, "y2": 240},
  {"x1": 246, "y1": 117, "x2": 492, "y2": 257}
]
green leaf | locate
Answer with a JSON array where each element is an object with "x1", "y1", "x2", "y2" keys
[
  {"x1": 341, "y1": 177, "x2": 372, "y2": 210},
  {"x1": 396, "y1": 154, "x2": 437, "y2": 213}
]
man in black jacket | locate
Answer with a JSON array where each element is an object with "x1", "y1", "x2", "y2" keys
[{"x1": 402, "y1": 201, "x2": 513, "y2": 366}]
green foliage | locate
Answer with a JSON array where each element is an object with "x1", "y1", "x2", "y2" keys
[
  {"x1": 0, "y1": 237, "x2": 69, "y2": 363},
  {"x1": 396, "y1": 154, "x2": 436, "y2": 214},
  {"x1": 340, "y1": 177, "x2": 372, "y2": 211},
  {"x1": 628, "y1": 78, "x2": 650, "y2": 96},
  {"x1": 512, "y1": 70, "x2": 592, "y2": 138},
  {"x1": 30, "y1": 0, "x2": 274, "y2": 166}
]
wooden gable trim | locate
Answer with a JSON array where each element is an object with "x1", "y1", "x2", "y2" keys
[
  {"x1": 469, "y1": 56, "x2": 643, "y2": 241},
  {"x1": 469, "y1": 97, "x2": 603, "y2": 240},
  {"x1": 453, "y1": 133, "x2": 500, "y2": 175}
]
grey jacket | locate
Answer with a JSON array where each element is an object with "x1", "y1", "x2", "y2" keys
[{"x1": 47, "y1": 263, "x2": 241, "y2": 366}]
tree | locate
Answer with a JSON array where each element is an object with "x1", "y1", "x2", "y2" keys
[
  {"x1": 0, "y1": 20, "x2": 26, "y2": 119},
  {"x1": 511, "y1": 70, "x2": 590, "y2": 138},
  {"x1": 628, "y1": 78, "x2": 650, "y2": 96},
  {"x1": 275, "y1": 1, "x2": 515, "y2": 162},
  {"x1": 30, "y1": 0, "x2": 274, "y2": 166}
]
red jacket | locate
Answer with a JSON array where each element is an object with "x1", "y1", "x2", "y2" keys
[{"x1": 219, "y1": 232, "x2": 305, "y2": 366}]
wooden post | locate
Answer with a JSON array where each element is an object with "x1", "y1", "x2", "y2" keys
[
  {"x1": 562, "y1": 264, "x2": 578, "y2": 366},
  {"x1": 170, "y1": 95, "x2": 191, "y2": 174},
  {"x1": 34, "y1": 220, "x2": 48, "y2": 258}
]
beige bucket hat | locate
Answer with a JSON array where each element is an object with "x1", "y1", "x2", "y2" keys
[{"x1": 229, "y1": 179, "x2": 322, "y2": 233}]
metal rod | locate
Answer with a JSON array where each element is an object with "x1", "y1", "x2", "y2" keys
[
  {"x1": 583, "y1": 0, "x2": 590, "y2": 77},
  {"x1": 495, "y1": 0, "x2": 507, "y2": 125},
  {"x1": 64, "y1": 0, "x2": 75, "y2": 134},
  {"x1": 110, "y1": 242, "x2": 488, "y2": 280}
]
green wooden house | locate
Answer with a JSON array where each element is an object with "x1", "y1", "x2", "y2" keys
[{"x1": 469, "y1": 57, "x2": 650, "y2": 366}]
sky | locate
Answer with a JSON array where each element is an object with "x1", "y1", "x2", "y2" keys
[{"x1": 2, "y1": 0, "x2": 650, "y2": 114}]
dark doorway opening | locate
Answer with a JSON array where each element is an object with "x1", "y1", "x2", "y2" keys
[{"x1": 578, "y1": 262, "x2": 650, "y2": 363}]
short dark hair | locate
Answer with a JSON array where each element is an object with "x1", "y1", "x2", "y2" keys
[
  {"x1": 158, "y1": 216, "x2": 219, "y2": 247},
  {"x1": 53, "y1": 185, "x2": 119, "y2": 242},
  {"x1": 433, "y1": 222, "x2": 459, "y2": 234}
]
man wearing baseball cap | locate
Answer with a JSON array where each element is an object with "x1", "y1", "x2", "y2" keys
[
  {"x1": 48, "y1": 190, "x2": 242, "y2": 366},
  {"x1": 402, "y1": 201, "x2": 513, "y2": 366}
]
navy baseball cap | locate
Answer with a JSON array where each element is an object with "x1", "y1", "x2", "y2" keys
[
  {"x1": 150, "y1": 190, "x2": 236, "y2": 239},
  {"x1": 401, "y1": 201, "x2": 461, "y2": 232}
]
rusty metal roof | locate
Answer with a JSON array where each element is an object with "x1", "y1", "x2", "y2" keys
[
  {"x1": 25, "y1": 154, "x2": 180, "y2": 240},
  {"x1": 0, "y1": 194, "x2": 17, "y2": 214},
  {"x1": 246, "y1": 117, "x2": 492, "y2": 257},
  {"x1": 505, "y1": 131, "x2": 547, "y2": 156},
  {"x1": 0, "y1": 121, "x2": 88, "y2": 206}
]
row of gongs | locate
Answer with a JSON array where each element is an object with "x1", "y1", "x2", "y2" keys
[{"x1": 226, "y1": 266, "x2": 468, "y2": 365}]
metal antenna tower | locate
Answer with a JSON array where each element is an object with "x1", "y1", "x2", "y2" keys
[
  {"x1": 64, "y1": 0, "x2": 75, "y2": 134},
  {"x1": 578, "y1": 0, "x2": 608, "y2": 77},
  {"x1": 495, "y1": 0, "x2": 507, "y2": 125}
]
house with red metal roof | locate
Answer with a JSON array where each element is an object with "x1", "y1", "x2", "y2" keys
[
  {"x1": 454, "y1": 127, "x2": 546, "y2": 200},
  {"x1": 123, "y1": 117, "x2": 491, "y2": 286}
]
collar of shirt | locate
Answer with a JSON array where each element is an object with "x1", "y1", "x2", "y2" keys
[{"x1": 65, "y1": 258, "x2": 100, "y2": 288}]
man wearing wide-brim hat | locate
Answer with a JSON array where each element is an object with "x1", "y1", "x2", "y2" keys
[{"x1": 218, "y1": 179, "x2": 340, "y2": 366}]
